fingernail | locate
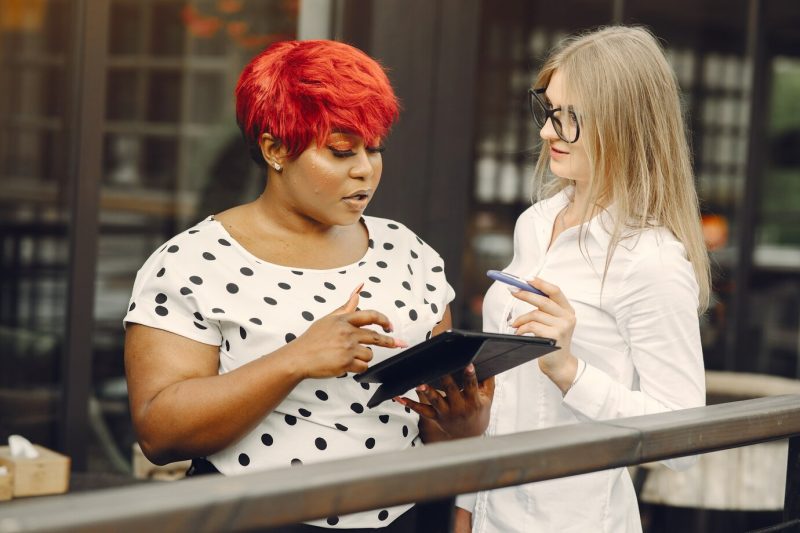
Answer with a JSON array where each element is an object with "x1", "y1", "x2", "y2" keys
[
  {"x1": 466, "y1": 364, "x2": 475, "y2": 374},
  {"x1": 506, "y1": 286, "x2": 520, "y2": 294},
  {"x1": 395, "y1": 339, "x2": 408, "y2": 348},
  {"x1": 416, "y1": 384, "x2": 427, "y2": 392}
]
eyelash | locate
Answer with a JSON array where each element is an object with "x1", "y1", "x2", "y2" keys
[{"x1": 329, "y1": 146, "x2": 386, "y2": 158}]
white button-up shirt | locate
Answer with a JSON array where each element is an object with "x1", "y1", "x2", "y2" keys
[{"x1": 459, "y1": 190, "x2": 705, "y2": 533}]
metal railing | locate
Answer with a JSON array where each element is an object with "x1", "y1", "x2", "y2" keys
[{"x1": 1, "y1": 395, "x2": 799, "y2": 532}]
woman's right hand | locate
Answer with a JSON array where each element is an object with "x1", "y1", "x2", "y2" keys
[
  {"x1": 291, "y1": 283, "x2": 407, "y2": 378},
  {"x1": 453, "y1": 508, "x2": 472, "y2": 533}
]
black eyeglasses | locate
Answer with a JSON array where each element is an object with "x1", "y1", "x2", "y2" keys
[{"x1": 528, "y1": 87, "x2": 580, "y2": 143}]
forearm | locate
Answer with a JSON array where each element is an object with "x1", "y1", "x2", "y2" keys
[{"x1": 135, "y1": 349, "x2": 303, "y2": 464}]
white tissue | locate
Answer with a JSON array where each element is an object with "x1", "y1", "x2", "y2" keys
[{"x1": 8, "y1": 435, "x2": 38, "y2": 459}]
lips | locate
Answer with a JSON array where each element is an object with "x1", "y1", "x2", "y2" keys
[
  {"x1": 342, "y1": 189, "x2": 372, "y2": 209},
  {"x1": 550, "y1": 146, "x2": 569, "y2": 159}
]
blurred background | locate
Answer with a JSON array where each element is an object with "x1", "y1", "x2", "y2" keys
[{"x1": 0, "y1": 0, "x2": 798, "y2": 531}]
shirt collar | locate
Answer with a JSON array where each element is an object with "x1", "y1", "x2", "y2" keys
[{"x1": 535, "y1": 186, "x2": 616, "y2": 250}]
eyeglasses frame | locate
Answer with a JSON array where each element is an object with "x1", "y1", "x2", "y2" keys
[{"x1": 528, "y1": 87, "x2": 581, "y2": 144}]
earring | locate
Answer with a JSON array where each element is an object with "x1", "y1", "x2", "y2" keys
[{"x1": 271, "y1": 161, "x2": 282, "y2": 172}]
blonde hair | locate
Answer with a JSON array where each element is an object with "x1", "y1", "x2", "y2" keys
[{"x1": 533, "y1": 26, "x2": 711, "y2": 312}]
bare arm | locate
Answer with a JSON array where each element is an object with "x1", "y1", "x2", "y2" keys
[{"x1": 126, "y1": 286, "x2": 404, "y2": 465}]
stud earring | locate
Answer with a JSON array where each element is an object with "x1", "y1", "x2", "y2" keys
[{"x1": 271, "y1": 162, "x2": 282, "y2": 172}]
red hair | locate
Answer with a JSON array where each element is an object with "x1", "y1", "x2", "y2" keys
[{"x1": 235, "y1": 40, "x2": 400, "y2": 165}]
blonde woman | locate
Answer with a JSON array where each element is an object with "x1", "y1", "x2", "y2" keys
[{"x1": 453, "y1": 26, "x2": 710, "y2": 532}]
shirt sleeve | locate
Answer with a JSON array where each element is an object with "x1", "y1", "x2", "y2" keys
[
  {"x1": 417, "y1": 236, "x2": 456, "y2": 324},
  {"x1": 124, "y1": 244, "x2": 222, "y2": 346},
  {"x1": 562, "y1": 240, "x2": 705, "y2": 469}
]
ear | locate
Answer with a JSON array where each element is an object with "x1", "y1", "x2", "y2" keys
[{"x1": 259, "y1": 133, "x2": 288, "y2": 172}]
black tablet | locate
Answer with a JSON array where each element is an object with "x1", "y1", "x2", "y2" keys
[{"x1": 354, "y1": 329, "x2": 558, "y2": 408}]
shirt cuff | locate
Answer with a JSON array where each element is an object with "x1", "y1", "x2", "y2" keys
[
  {"x1": 562, "y1": 361, "x2": 610, "y2": 420},
  {"x1": 455, "y1": 492, "x2": 477, "y2": 513}
]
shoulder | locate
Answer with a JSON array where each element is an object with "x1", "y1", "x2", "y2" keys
[
  {"x1": 617, "y1": 227, "x2": 698, "y2": 301},
  {"x1": 364, "y1": 216, "x2": 430, "y2": 250}
]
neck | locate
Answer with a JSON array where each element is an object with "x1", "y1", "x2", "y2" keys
[{"x1": 253, "y1": 184, "x2": 337, "y2": 239}]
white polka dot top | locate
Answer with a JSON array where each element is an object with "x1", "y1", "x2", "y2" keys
[{"x1": 124, "y1": 215, "x2": 455, "y2": 528}]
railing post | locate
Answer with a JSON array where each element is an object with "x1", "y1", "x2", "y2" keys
[{"x1": 785, "y1": 435, "x2": 800, "y2": 531}]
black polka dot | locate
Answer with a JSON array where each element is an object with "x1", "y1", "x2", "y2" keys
[
  {"x1": 432, "y1": 265, "x2": 443, "y2": 272},
  {"x1": 155, "y1": 293, "x2": 167, "y2": 304},
  {"x1": 203, "y1": 252, "x2": 216, "y2": 260},
  {"x1": 212, "y1": 307, "x2": 225, "y2": 314},
  {"x1": 388, "y1": 223, "x2": 399, "y2": 229},
  {"x1": 227, "y1": 283, "x2": 239, "y2": 294},
  {"x1": 410, "y1": 250, "x2": 419, "y2": 259},
  {"x1": 189, "y1": 276, "x2": 203, "y2": 285},
  {"x1": 324, "y1": 282, "x2": 336, "y2": 290},
  {"x1": 264, "y1": 296, "x2": 277, "y2": 305},
  {"x1": 179, "y1": 287, "x2": 192, "y2": 296},
  {"x1": 239, "y1": 327, "x2": 247, "y2": 339},
  {"x1": 394, "y1": 300, "x2": 406, "y2": 308},
  {"x1": 409, "y1": 309, "x2": 418, "y2": 321},
  {"x1": 218, "y1": 238, "x2": 231, "y2": 246},
  {"x1": 238, "y1": 453, "x2": 250, "y2": 466},
  {"x1": 379, "y1": 415, "x2": 389, "y2": 424},
  {"x1": 291, "y1": 458, "x2": 303, "y2": 466},
  {"x1": 314, "y1": 295, "x2": 326, "y2": 303},
  {"x1": 378, "y1": 510, "x2": 389, "y2": 521},
  {"x1": 225, "y1": 340, "x2": 230, "y2": 351},
  {"x1": 302, "y1": 311, "x2": 314, "y2": 321},
  {"x1": 369, "y1": 276, "x2": 381, "y2": 283},
  {"x1": 426, "y1": 284, "x2": 437, "y2": 291},
  {"x1": 299, "y1": 408, "x2": 312, "y2": 417},
  {"x1": 285, "y1": 414, "x2": 297, "y2": 425},
  {"x1": 285, "y1": 333, "x2": 296, "y2": 343},
  {"x1": 416, "y1": 236, "x2": 423, "y2": 245},
  {"x1": 167, "y1": 245, "x2": 179, "y2": 253},
  {"x1": 315, "y1": 390, "x2": 328, "y2": 401},
  {"x1": 383, "y1": 242, "x2": 394, "y2": 250},
  {"x1": 335, "y1": 423, "x2": 348, "y2": 431},
  {"x1": 425, "y1": 331, "x2": 432, "y2": 340},
  {"x1": 249, "y1": 317, "x2": 262, "y2": 325},
  {"x1": 405, "y1": 406, "x2": 411, "y2": 413},
  {"x1": 291, "y1": 270, "x2": 304, "y2": 276},
  {"x1": 376, "y1": 261, "x2": 388, "y2": 268},
  {"x1": 408, "y1": 264, "x2": 414, "y2": 275},
  {"x1": 156, "y1": 267, "x2": 165, "y2": 277},
  {"x1": 360, "y1": 382, "x2": 370, "y2": 390},
  {"x1": 193, "y1": 312, "x2": 203, "y2": 320},
  {"x1": 351, "y1": 403, "x2": 364, "y2": 414},
  {"x1": 357, "y1": 262, "x2": 366, "y2": 267},
  {"x1": 261, "y1": 433, "x2": 273, "y2": 446},
  {"x1": 402, "y1": 281, "x2": 411, "y2": 290},
  {"x1": 240, "y1": 267, "x2": 253, "y2": 276},
  {"x1": 340, "y1": 269, "x2": 349, "y2": 273},
  {"x1": 188, "y1": 229, "x2": 199, "y2": 234},
  {"x1": 326, "y1": 517, "x2": 339, "y2": 526},
  {"x1": 278, "y1": 282, "x2": 291, "y2": 290},
  {"x1": 365, "y1": 438, "x2": 376, "y2": 449},
  {"x1": 431, "y1": 303, "x2": 439, "y2": 314},
  {"x1": 194, "y1": 322, "x2": 207, "y2": 330},
  {"x1": 128, "y1": 302, "x2": 136, "y2": 311},
  {"x1": 315, "y1": 437, "x2": 327, "y2": 450},
  {"x1": 155, "y1": 306, "x2": 168, "y2": 316},
  {"x1": 359, "y1": 291, "x2": 372, "y2": 298},
  {"x1": 402, "y1": 425, "x2": 409, "y2": 437}
]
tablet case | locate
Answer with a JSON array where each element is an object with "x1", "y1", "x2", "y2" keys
[{"x1": 354, "y1": 329, "x2": 558, "y2": 408}]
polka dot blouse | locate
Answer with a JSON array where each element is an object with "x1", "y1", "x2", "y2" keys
[{"x1": 124, "y1": 215, "x2": 455, "y2": 529}]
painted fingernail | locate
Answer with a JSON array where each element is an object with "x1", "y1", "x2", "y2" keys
[
  {"x1": 466, "y1": 364, "x2": 475, "y2": 374},
  {"x1": 416, "y1": 384, "x2": 427, "y2": 392},
  {"x1": 395, "y1": 339, "x2": 408, "y2": 348}
]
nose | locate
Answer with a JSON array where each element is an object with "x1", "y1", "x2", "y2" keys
[
  {"x1": 349, "y1": 149, "x2": 377, "y2": 180},
  {"x1": 539, "y1": 116, "x2": 558, "y2": 142}
]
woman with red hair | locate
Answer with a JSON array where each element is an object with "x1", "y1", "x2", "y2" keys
[{"x1": 123, "y1": 40, "x2": 493, "y2": 531}]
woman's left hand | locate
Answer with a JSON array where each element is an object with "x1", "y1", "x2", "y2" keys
[
  {"x1": 396, "y1": 365, "x2": 494, "y2": 442},
  {"x1": 510, "y1": 277, "x2": 578, "y2": 393}
]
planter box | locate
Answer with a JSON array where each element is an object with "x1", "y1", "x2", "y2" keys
[{"x1": 0, "y1": 444, "x2": 70, "y2": 497}]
